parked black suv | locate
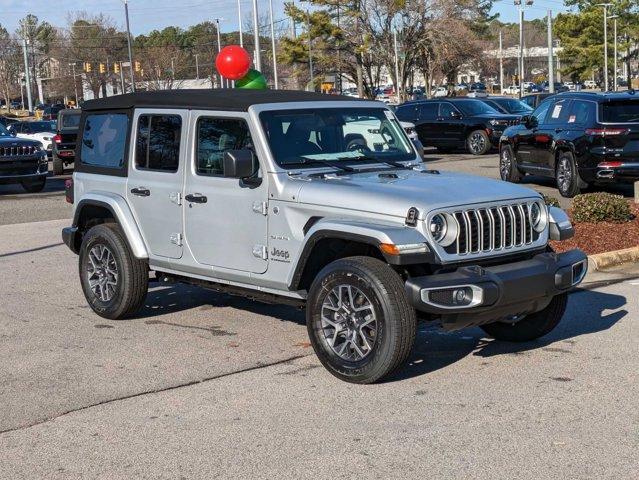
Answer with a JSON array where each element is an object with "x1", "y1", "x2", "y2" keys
[
  {"x1": 499, "y1": 91, "x2": 639, "y2": 197},
  {"x1": 0, "y1": 123, "x2": 48, "y2": 192},
  {"x1": 52, "y1": 109, "x2": 81, "y2": 175},
  {"x1": 396, "y1": 98, "x2": 520, "y2": 155},
  {"x1": 480, "y1": 96, "x2": 533, "y2": 116}
]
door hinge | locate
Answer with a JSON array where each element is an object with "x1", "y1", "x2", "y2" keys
[
  {"x1": 252, "y1": 244, "x2": 268, "y2": 260},
  {"x1": 170, "y1": 233, "x2": 183, "y2": 246},
  {"x1": 169, "y1": 192, "x2": 182, "y2": 205},
  {"x1": 252, "y1": 201, "x2": 268, "y2": 216}
]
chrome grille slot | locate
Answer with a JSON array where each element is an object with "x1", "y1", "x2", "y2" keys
[
  {"x1": 442, "y1": 201, "x2": 539, "y2": 257},
  {"x1": 0, "y1": 145, "x2": 37, "y2": 157}
]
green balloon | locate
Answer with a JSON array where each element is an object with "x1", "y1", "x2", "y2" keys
[{"x1": 236, "y1": 69, "x2": 268, "y2": 89}]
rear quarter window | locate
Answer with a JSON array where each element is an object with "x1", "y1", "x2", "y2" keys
[
  {"x1": 79, "y1": 113, "x2": 129, "y2": 170},
  {"x1": 601, "y1": 100, "x2": 639, "y2": 123}
]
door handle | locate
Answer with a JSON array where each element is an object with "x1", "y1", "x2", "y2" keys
[
  {"x1": 130, "y1": 187, "x2": 150, "y2": 197},
  {"x1": 185, "y1": 193, "x2": 207, "y2": 204}
]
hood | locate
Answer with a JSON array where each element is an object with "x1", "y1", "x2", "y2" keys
[
  {"x1": 0, "y1": 136, "x2": 41, "y2": 147},
  {"x1": 293, "y1": 167, "x2": 541, "y2": 219}
]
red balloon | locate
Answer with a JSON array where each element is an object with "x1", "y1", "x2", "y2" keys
[{"x1": 215, "y1": 45, "x2": 251, "y2": 80}]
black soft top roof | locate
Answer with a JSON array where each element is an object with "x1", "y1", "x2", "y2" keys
[{"x1": 82, "y1": 89, "x2": 364, "y2": 112}]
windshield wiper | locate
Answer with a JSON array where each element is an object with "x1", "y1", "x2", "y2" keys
[
  {"x1": 346, "y1": 153, "x2": 413, "y2": 170},
  {"x1": 284, "y1": 157, "x2": 356, "y2": 173}
]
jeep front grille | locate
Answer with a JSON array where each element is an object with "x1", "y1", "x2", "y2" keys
[
  {"x1": 444, "y1": 203, "x2": 538, "y2": 256},
  {"x1": 0, "y1": 145, "x2": 39, "y2": 157}
]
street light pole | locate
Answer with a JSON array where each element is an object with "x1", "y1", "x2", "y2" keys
[
  {"x1": 547, "y1": 10, "x2": 554, "y2": 93},
  {"x1": 123, "y1": 0, "x2": 136, "y2": 92},
  {"x1": 609, "y1": 15, "x2": 619, "y2": 91},
  {"x1": 393, "y1": 29, "x2": 401, "y2": 103},
  {"x1": 252, "y1": 0, "x2": 261, "y2": 71},
  {"x1": 598, "y1": 3, "x2": 612, "y2": 91},
  {"x1": 215, "y1": 18, "x2": 223, "y2": 87},
  {"x1": 514, "y1": 0, "x2": 533, "y2": 99},
  {"x1": 21, "y1": 38, "x2": 33, "y2": 113},
  {"x1": 499, "y1": 30, "x2": 504, "y2": 94},
  {"x1": 237, "y1": 0, "x2": 244, "y2": 47},
  {"x1": 306, "y1": 10, "x2": 314, "y2": 91},
  {"x1": 268, "y1": 0, "x2": 278, "y2": 89},
  {"x1": 69, "y1": 63, "x2": 79, "y2": 103}
]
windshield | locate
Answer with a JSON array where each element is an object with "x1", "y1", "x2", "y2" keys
[
  {"x1": 495, "y1": 98, "x2": 532, "y2": 114},
  {"x1": 28, "y1": 121, "x2": 56, "y2": 133},
  {"x1": 0, "y1": 124, "x2": 10, "y2": 136},
  {"x1": 260, "y1": 107, "x2": 415, "y2": 168},
  {"x1": 601, "y1": 100, "x2": 639, "y2": 123},
  {"x1": 454, "y1": 100, "x2": 500, "y2": 116}
]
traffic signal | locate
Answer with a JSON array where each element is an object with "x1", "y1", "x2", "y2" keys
[
  {"x1": 99, "y1": 63, "x2": 106, "y2": 74},
  {"x1": 134, "y1": 61, "x2": 141, "y2": 72},
  {"x1": 114, "y1": 62, "x2": 120, "y2": 74},
  {"x1": 83, "y1": 62, "x2": 92, "y2": 73}
]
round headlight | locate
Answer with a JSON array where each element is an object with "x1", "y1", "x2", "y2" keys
[
  {"x1": 429, "y1": 214, "x2": 447, "y2": 243},
  {"x1": 530, "y1": 201, "x2": 547, "y2": 232}
]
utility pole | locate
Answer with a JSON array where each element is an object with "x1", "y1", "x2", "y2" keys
[
  {"x1": 598, "y1": 3, "x2": 612, "y2": 91},
  {"x1": 609, "y1": 15, "x2": 618, "y2": 91},
  {"x1": 21, "y1": 39, "x2": 33, "y2": 113},
  {"x1": 268, "y1": 0, "x2": 278, "y2": 89},
  {"x1": 237, "y1": 0, "x2": 244, "y2": 47},
  {"x1": 499, "y1": 30, "x2": 504, "y2": 94},
  {"x1": 306, "y1": 10, "x2": 314, "y2": 91},
  {"x1": 69, "y1": 63, "x2": 79, "y2": 103},
  {"x1": 252, "y1": 0, "x2": 261, "y2": 71},
  {"x1": 393, "y1": 29, "x2": 401, "y2": 103},
  {"x1": 123, "y1": 0, "x2": 136, "y2": 92},
  {"x1": 547, "y1": 10, "x2": 554, "y2": 93}
]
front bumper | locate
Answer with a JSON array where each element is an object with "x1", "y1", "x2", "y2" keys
[{"x1": 405, "y1": 249, "x2": 587, "y2": 330}]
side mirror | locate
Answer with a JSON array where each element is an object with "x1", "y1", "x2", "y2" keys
[{"x1": 223, "y1": 149, "x2": 256, "y2": 179}]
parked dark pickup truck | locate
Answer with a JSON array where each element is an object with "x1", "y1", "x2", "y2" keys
[{"x1": 52, "y1": 109, "x2": 81, "y2": 175}]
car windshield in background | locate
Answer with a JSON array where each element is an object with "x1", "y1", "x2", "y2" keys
[
  {"x1": 454, "y1": 100, "x2": 500, "y2": 116},
  {"x1": 0, "y1": 124, "x2": 10, "y2": 136},
  {"x1": 260, "y1": 108, "x2": 414, "y2": 168},
  {"x1": 29, "y1": 121, "x2": 56, "y2": 133},
  {"x1": 601, "y1": 101, "x2": 639, "y2": 123},
  {"x1": 61, "y1": 113, "x2": 81, "y2": 128},
  {"x1": 495, "y1": 98, "x2": 532, "y2": 113}
]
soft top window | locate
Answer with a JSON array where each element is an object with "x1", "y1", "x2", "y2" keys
[{"x1": 80, "y1": 113, "x2": 129, "y2": 168}]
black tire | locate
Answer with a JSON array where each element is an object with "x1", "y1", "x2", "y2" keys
[
  {"x1": 466, "y1": 129, "x2": 491, "y2": 155},
  {"x1": 480, "y1": 293, "x2": 568, "y2": 342},
  {"x1": 21, "y1": 178, "x2": 46, "y2": 193},
  {"x1": 499, "y1": 144, "x2": 522, "y2": 183},
  {"x1": 306, "y1": 256, "x2": 416, "y2": 384},
  {"x1": 556, "y1": 151, "x2": 580, "y2": 198},
  {"x1": 79, "y1": 223, "x2": 148, "y2": 320},
  {"x1": 52, "y1": 156, "x2": 64, "y2": 175}
]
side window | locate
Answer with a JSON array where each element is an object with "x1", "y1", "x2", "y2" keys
[
  {"x1": 80, "y1": 113, "x2": 129, "y2": 168},
  {"x1": 135, "y1": 114, "x2": 182, "y2": 172},
  {"x1": 532, "y1": 101, "x2": 551, "y2": 123},
  {"x1": 395, "y1": 105, "x2": 416, "y2": 121},
  {"x1": 196, "y1": 117, "x2": 252, "y2": 176},
  {"x1": 546, "y1": 100, "x2": 572, "y2": 125},
  {"x1": 567, "y1": 100, "x2": 595, "y2": 125},
  {"x1": 418, "y1": 103, "x2": 438, "y2": 120},
  {"x1": 439, "y1": 102, "x2": 461, "y2": 118}
]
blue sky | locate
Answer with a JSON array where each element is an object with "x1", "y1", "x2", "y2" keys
[{"x1": 0, "y1": 0, "x2": 571, "y2": 35}]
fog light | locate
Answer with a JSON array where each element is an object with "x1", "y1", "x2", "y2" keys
[{"x1": 421, "y1": 284, "x2": 484, "y2": 309}]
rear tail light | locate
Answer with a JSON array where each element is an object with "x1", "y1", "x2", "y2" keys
[
  {"x1": 598, "y1": 161, "x2": 623, "y2": 168},
  {"x1": 53, "y1": 134, "x2": 62, "y2": 144},
  {"x1": 585, "y1": 128, "x2": 629, "y2": 137},
  {"x1": 65, "y1": 178, "x2": 74, "y2": 204}
]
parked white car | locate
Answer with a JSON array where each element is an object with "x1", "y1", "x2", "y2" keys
[
  {"x1": 584, "y1": 80, "x2": 597, "y2": 89},
  {"x1": 502, "y1": 85, "x2": 521, "y2": 95},
  {"x1": 9, "y1": 120, "x2": 57, "y2": 158},
  {"x1": 433, "y1": 86, "x2": 448, "y2": 97}
]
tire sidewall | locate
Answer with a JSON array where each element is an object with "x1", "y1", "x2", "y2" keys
[
  {"x1": 79, "y1": 225, "x2": 128, "y2": 319},
  {"x1": 556, "y1": 152, "x2": 578, "y2": 197},
  {"x1": 307, "y1": 262, "x2": 398, "y2": 382},
  {"x1": 499, "y1": 145, "x2": 519, "y2": 182},
  {"x1": 467, "y1": 130, "x2": 489, "y2": 155}
]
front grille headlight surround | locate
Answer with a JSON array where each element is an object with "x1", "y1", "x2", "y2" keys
[
  {"x1": 529, "y1": 200, "x2": 548, "y2": 233},
  {"x1": 429, "y1": 213, "x2": 457, "y2": 247}
]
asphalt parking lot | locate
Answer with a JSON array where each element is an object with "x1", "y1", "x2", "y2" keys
[{"x1": 1, "y1": 157, "x2": 638, "y2": 478}]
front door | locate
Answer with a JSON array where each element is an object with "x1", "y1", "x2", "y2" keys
[
  {"x1": 514, "y1": 100, "x2": 551, "y2": 167},
  {"x1": 184, "y1": 112, "x2": 268, "y2": 274},
  {"x1": 534, "y1": 99, "x2": 572, "y2": 167},
  {"x1": 437, "y1": 102, "x2": 466, "y2": 144},
  {"x1": 126, "y1": 109, "x2": 188, "y2": 259}
]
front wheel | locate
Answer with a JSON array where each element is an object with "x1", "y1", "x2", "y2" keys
[
  {"x1": 480, "y1": 293, "x2": 568, "y2": 342},
  {"x1": 556, "y1": 152, "x2": 581, "y2": 198},
  {"x1": 79, "y1": 223, "x2": 148, "y2": 319},
  {"x1": 306, "y1": 256, "x2": 416, "y2": 384},
  {"x1": 499, "y1": 145, "x2": 522, "y2": 183},
  {"x1": 467, "y1": 129, "x2": 491, "y2": 155}
]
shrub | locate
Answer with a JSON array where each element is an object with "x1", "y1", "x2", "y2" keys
[
  {"x1": 542, "y1": 194, "x2": 561, "y2": 208},
  {"x1": 572, "y1": 192, "x2": 632, "y2": 223}
]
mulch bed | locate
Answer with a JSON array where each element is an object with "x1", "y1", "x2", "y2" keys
[{"x1": 551, "y1": 203, "x2": 639, "y2": 255}]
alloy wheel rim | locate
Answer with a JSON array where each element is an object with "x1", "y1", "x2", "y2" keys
[
  {"x1": 557, "y1": 158, "x2": 571, "y2": 192},
  {"x1": 87, "y1": 244, "x2": 118, "y2": 302},
  {"x1": 320, "y1": 284, "x2": 377, "y2": 361},
  {"x1": 470, "y1": 133, "x2": 485, "y2": 153},
  {"x1": 500, "y1": 149, "x2": 511, "y2": 179}
]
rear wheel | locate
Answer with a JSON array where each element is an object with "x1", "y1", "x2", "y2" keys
[
  {"x1": 467, "y1": 129, "x2": 490, "y2": 155},
  {"x1": 306, "y1": 256, "x2": 416, "y2": 384},
  {"x1": 556, "y1": 152, "x2": 581, "y2": 198},
  {"x1": 52, "y1": 156, "x2": 64, "y2": 175},
  {"x1": 79, "y1": 223, "x2": 148, "y2": 320},
  {"x1": 499, "y1": 145, "x2": 522, "y2": 183},
  {"x1": 21, "y1": 178, "x2": 46, "y2": 193},
  {"x1": 480, "y1": 293, "x2": 567, "y2": 342}
]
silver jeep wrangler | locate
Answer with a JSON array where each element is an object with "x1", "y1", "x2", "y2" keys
[{"x1": 62, "y1": 89, "x2": 587, "y2": 384}]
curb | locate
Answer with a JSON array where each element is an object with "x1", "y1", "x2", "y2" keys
[{"x1": 588, "y1": 246, "x2": 639, "y2": 271}]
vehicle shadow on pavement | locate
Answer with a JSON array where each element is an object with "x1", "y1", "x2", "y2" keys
[
  {"x1": 138, "y1": 282, "x2": 305, "y2": 325},
  {"x1": 0, "y1": 173, "x2": 70, "y2": 196},
  {"x1": 385, "y1": 289, "x2": 627, "y2": 383}
]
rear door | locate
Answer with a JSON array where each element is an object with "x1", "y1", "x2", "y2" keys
[{"x1": 126, "y1": 109, "x2": 188, "y2": 259}]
